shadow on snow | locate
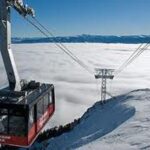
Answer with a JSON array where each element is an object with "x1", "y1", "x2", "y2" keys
[{"x1": 46, "y1": 94, "x2": 135, "y2": 150}]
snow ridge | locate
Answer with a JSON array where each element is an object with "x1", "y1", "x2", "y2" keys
[
  {"x1": 78, "y1": 89, "x2": 150, "y2": 150},
  {"x1": 12, "y1": 35, "x2": 150, "y2": 44},
  {"x1": 44, "y1": 91, "x2": 136, "y2": 150}
]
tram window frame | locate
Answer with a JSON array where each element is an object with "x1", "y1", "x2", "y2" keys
[
  {"x1": 49, "y1": 91, "x2": 52, "y2": 104},
  {"x1": 43, "y1": 93, "x2": 49, "y2": 111},
  {"x1": 37, "y1": 98, "x2": 43, "y2": 120},
  {"x1": 37, "y1": 92, "x2": 51, "y2": 120},
  {"x1": 28, "y1": 106, "x2": 34, "y2": 129}
]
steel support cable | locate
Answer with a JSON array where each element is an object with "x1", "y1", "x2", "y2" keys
[
  {"x1": 116, "y1": 44, "x2": 148, "y2": 73},
  {"x1": 115, "y1": 43, "x2": 149, "y2": 76},
  {"x1": 124, "y1": 44, "x2": 149, "y2": 65},
  {"x1": 115, "y1": 43, "x2": 145, "y2": 75},
  {"x1": 24, "y1": 17, "x2": 93, "y2": 75},
  {"x1": 32, "y1": 18, "x2": 149, "y2": 95},
  {"x1": 32, "y1": 17, "x2": 94, "y2": 74},
  {"x1": 33, "y1": 17, "x2": 82, "y2": 59},
  {"x1": 115, "y1": 44, "x2": 148, "y2": 76},
  {"x1": 122, "y1": 44, "x2": 149, "y2": 68},
  {"x1": 30, "y1": 17, "x2": 93, "y2": 75}
]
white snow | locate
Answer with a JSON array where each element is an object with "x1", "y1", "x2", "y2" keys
[
  {"x1": 77, "y1": 89, "x2": 150, "y2": 150},
  {"x1": 1, "y1": 43, "x2": 150, "y2": 149},
  {"x1": 45, "y1": 91, "x2": 135, "y2": 150}
]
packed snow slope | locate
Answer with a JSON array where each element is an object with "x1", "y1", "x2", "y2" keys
[
  {"x1": 45, "y1": 89, "x2": 150, "y2": 150},
  {"x1": 78, "y1": 89, "x2": 150, "y2": 150}
]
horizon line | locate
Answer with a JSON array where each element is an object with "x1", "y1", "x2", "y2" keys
[{"x1": 12, "y1": 34, "x2": 150, "y2": 39}]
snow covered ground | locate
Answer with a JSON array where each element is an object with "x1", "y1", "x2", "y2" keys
[
  {"x1": 77, "y1": 89, "x2": 150, "y2": 150},
  {"x1": 46, "y1": 89, "x2": 150, "y2": 150},
  {"x1": 1, "y1": 43, "x2": 150, "y2": 149}
]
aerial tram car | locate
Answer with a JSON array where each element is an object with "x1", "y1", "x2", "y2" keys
[{"x1": 0, "y1": 0, "x2": 55, "y2": 147}]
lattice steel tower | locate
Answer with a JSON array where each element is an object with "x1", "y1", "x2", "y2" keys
[{"x1": 95, "y1": 68, "x2": 114, "y2": 102}]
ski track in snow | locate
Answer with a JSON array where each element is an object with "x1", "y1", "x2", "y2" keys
[{"x1": 1, "y1": 43, "x2": 150, "y2": 149}]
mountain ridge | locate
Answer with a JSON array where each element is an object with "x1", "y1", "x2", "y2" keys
[{"x1": 12, "y1": 35, "x2": 150, "y2": 44}]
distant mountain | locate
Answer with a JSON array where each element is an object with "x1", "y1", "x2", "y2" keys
[{"x1": 12, "y1": 35, "x2": 150, "y2": 44}]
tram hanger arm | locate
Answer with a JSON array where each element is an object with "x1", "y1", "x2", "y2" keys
[
  {"x1": 0, "y1": 0, "x2": 34, "y2": 91},
  {"x1": 7, "y1": 0, "x2": 35, "y2": 17}
]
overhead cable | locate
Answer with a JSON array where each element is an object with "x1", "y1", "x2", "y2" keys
[
  {"x1": 24, "y1": 17, "x2": 94, "y2": 75},
  {"x1": 114, "y1": 43, "x2": 149, "y2": 77}
]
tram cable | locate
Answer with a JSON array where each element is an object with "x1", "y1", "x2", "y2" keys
[
  {"x1": 114, "y1": 43, "x2": 149, "y2": 77},
  {"x1": 24, "y1": 15, "x2": 150, "y2": 105},
  {"x1": 115, "y1": 44, "x2": 143, "y2": 74},
  {"x1": 32, "y1": 17, "x2": 94, "y2": 74},
  {"x1": 24, "y1": 16, "x2": 94, "y2": 75},
  {"x1": 32, "y1": 17, "x2": 88, "y2": 68},
  {"x1": 122, "y1": 44, "x2": 149, "y2": 68},
  {"x1": 21, "y1": 8, "x2": 150, "y2": 98}
]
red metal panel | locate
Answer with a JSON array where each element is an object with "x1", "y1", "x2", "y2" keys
[
  {"x1": 28, "y1": 124, "x2": 36, "y2": 143},
  {"x1": 36, "y1": 105, "x2": 54, "y2": 132},
  {"x1": 0, "y1": 135, "x2": 27, "y2": 147},
  {"x1": 28, "y1": 104, "x2": 54, "y2": 146}
]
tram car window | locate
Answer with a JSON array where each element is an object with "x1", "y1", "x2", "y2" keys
[
  {"x1": 44, "y1": 94, "x2": 49, "y2": 111},
  {"x1": 9, "y1": 116, "x2": 26, "y2": 136},
  {"x1": 29, "y1": 107, "x2": 34, "y2": 129},
  {"x1": 37, "y1": 99, "x2": 43, "y2": 119},
  {"x1": 49, "y1": 91, "x2": 52, "y2": 104}
]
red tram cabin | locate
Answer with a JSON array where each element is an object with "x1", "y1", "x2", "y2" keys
[{"x1": 0, "y1": 81, "x2": 55, "y2": 147}]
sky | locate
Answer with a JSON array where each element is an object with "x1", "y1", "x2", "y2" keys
[{"x1": 11, "y1": 0, "x2": 150, "y2": 37}]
